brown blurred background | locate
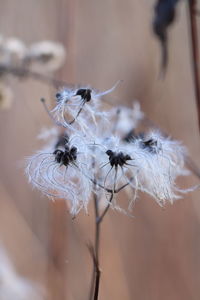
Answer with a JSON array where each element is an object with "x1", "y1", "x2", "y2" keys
[{"x1": 0, "y1": 0, "x2": 200, "y2": 299}]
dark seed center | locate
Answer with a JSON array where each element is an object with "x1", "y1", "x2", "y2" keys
[
  {"x1": 106, "y1": 150, "x2": 131, "y2": 167},
  {"x1": 53, "y1": 146, "x2": 77, "y2": 167},
  {"x1": 76, "y1": 89, "x2": 92, "y2": 102}
]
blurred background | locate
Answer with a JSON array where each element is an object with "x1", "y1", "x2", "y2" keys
[{"x1": 0, "y1": 0, "x2": 200, "y2": 299}]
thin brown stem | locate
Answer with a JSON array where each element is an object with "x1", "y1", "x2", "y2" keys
[
  {"x1": 89, "y1": 191, "x2": 114, "y2": 300},
  {"x1": 97, "y1": 192, "x2": 114, "y2": 224},
  {"x1": 93, "y1": 192, "x2": 101, "y2": 300},
  {"x1": 89, "y1": 193, "x2": 100, "y2": 300},
  {"x1": 89, "y1": 261, "x2": 95, "y2": 300},
  {"x1": 86, "y1": 174, "x2": 130, "y2": 194},
  {"x1": 89, "y1": 191, "x2": 101, "y2": 300}
]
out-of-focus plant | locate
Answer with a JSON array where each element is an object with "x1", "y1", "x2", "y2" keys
[
  {"x1": 153, "y1": 0, "x2": 181, "y2": 76},
  {"x1": 0, "y1": 35, "x2": 66, "y2": 110},
  {"x1": 153, "y1": 0, "x2": 200, "y2": 133}
]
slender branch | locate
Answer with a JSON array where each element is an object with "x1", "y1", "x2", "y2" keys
[
  {"x1": 89, "y1": 256, "x2": 95, "y2": 300},
  {"x1": 86, "y1": 174, "x2": 131, "y2": 194},
  {"x1": 97, "y1": 192, "x2": 114, "y2": 224},
  {"x1": 89, "y1": 191, "x2": 100, "y2": 300},
  {"x1": 187, "y1": 0, "x2": 200, "y2": 131},
  {"x1": 89, "y1": 191, "x2": 114, "y2": 300},
  {"x1": 94, "y1": 193, "x2": 100, "y2": 259},
  {"x1": 88, "y1": 241, "x2": 99, "y2": 300},
  {"x1": 93, "y1": 191, "x2": 101, "y2": 300}
]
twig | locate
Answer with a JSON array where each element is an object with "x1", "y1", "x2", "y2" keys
[
  {"x1": 89, "y1": 191, "x2": 114, "y2": 300},
  {"x1": 86, "y1": 174, "x2": 131, "y2": 194},
  {"x1": 187, "y1": 0, "x2": 200, "y2": 131},
  {"x1": 97, "y1": 192, "x2": 114, "y2": 224},
  {"x1": 93, "y1": 191, "x2": 101, "y2": 300}
]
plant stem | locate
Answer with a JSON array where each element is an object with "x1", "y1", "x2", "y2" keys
[
  {"x1": 89, "y1": 192, "x2": 114, "y2": 300},
  {"x1": 188, "y1": 0, "x2": 200, "y2": 131},
  {"x1": 93, "y1": 192, "x2": 101, "y2": 300},
  {"x1": 97, "y1": 193, "x2": 114, "y2": 223}
]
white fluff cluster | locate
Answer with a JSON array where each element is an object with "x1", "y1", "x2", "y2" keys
[
  {"x1": 125, "y1": 131, "x2": 188, "y2": 207},
  {"x1": 51, "y1": 82, "x2": 119, "y2": 135},
  {"x1": 26, "y1": 83, "x2": 195, "y2": 215},
  {"x1": 26, "y1": 135, "x2": 92, "y2": 215},
  {"x1": 0, "y1": 36, "x2": 27, "y2": 65},
  {"x1": 0, "y1": 35, "x2": 66, "y2": 110},
  {"x1": 109, "y1": 101, "x2": 144, "y2": 136},
  {"x1": 25, "y1": 40, "x2": 66, "y2": 72},
  {"x1": 0, "y1": 35, "x2": 66, "y2": 71}
]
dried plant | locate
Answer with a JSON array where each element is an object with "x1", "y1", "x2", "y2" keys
[
  {"x1": 1, "y1": 1, "x2": 200, "y2": 299},
  {"x1": 26, "y1": 82, "x2": 198, "y2": 299}
]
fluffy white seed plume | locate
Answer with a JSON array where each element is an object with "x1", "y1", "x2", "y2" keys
[
  {"x1": 26, "y1": 132, "x2": 93, "y2": 215},
  {"x1": 89, "y1": 136, "x2": 135, "y2": 212},
  {"x1": 126, "y1": 130, "x2": 193, "y2": 207},
  {"x1": 26, "y1": 40, "x2": 66, "y2": 72},
  {"x1": 26, "y1": 78, "x2": 198, "y2": 216},
  {"x1": 37, "y1": 127, "x2": 60, "y2": 142},
  {"x1": 0, "y1": 245, "x2": 44, "y2": 300},
  {"x1": 109, "y1": 101, "x2": 144, "y2": 137},
  {"x1": 0, "y1": 36, "x2": 26, "y2": 65},
  {"x1": 4, "y1": 38, "x2": 27, "y2": 63},
  {"x1": 50, "y1": 82, "x2": 120, "y2": 133}
]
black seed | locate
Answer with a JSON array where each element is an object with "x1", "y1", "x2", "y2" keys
[{"x1": 76, "y1": 89, "x2": 92, "y2": 102}]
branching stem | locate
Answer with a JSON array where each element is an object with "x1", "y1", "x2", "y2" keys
[{"x1": 89, "y1": 191, "x2": 114, "y2": 300}]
